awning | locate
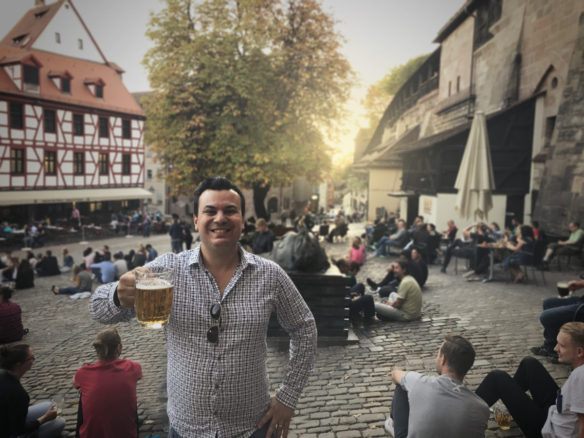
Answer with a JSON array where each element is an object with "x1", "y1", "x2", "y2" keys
[{"x1": 0, "y1": 188, "x2": 153, "y2": 206}]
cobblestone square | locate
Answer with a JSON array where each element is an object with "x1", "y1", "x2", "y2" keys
[{"x1": 8, "y1": 224, "x2": 576, "y2": 437}]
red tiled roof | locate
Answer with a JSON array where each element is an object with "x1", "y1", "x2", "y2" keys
[
  {"x1": 0, "y1": 45, "x2": 144, "y2": 117},
  {"x1": 1, "y1": 1, "x2": 64, "y2": 50}
]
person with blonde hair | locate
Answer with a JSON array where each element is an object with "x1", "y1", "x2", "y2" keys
[
  {"x1": 74, "y1": 328, "x2": 142, "y2": 438},
  {"x1": 476, "y1": 322, "x2": 584, "y2": 437}
]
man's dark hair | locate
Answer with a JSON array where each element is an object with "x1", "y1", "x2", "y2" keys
[
  {"x1": 440, "y1": 335, "x2": 476, "y2": 377},
  {"x1": 193, "y1": 177, "x2": 245, "y2": 217},
  {"x1": 571, "y1": 221, "x2": 580, "y2": 228},
  {"x1": 46, "y1": 250, "x2": 52, "y2": 257},
  {"x1": 531, "y1": 220, "x2": 539, "y2": 228},
  {"x1": 0, "y1": 344, "x2": 30, "y2": 371},
  {"x1": 114, "y1": 252, "x2": 123, "y2": 260},
  {"x1": 145, "y1": 244, "x2": 152, "y2": 250},
  {"x1": 103, "y1": 252, "x2": 111, "y2": 261},
  {"x1": 520, "y1": 225, "x2": 534, "y2": 240},
  {"x1": 348, "y1": 261, "x2": 360, "y2": 273},
  {"x1": 1, "y1": 286, "x2": 13, "y2": 301},
  {"x1": 396, "y1": 260, "x2": 409, "y2": 275}
]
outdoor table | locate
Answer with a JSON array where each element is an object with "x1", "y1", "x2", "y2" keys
[{"x1": 482, "y1": 242, "x2": 510, "y2": 282}]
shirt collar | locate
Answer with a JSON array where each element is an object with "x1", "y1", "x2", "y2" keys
[{"x1": 189, "y1": 244, "x2": 257, "y2": 271}]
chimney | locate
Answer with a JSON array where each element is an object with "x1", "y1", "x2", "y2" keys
[{"x1": 35, "y1": 0, "x2": 45, "y2": 6}]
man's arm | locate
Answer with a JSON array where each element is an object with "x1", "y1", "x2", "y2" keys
[
  {"x1": 392, "y1": 369, "x2": 406, "y2": 385},
  {"x1": 390, "y1": 297, "x2": 404, "y2": 309},
  {"x1": 89, "y1": 273, "x2": 136, "y2": 324}
]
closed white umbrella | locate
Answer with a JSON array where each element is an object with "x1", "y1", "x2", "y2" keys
[{"x1": 454, "y1": 112, "x2": 495, "y2": 220}]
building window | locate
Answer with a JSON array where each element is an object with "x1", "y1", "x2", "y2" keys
[
  {"x1": 99, "y1": 117, "x2": 108, "y2": 138},
  {"x1": 448, "y1": 81, "x2": 452, "y2": 97},
  {"x1": 10, "y1": 148, "x2": 25, "y2": 174},
  {"x1": 23, "y1": 65, "x2": 39, "y2": 85},
  {"x1": 456, "y1": 76, "x2": 461, "y2": 93},
  {"x1": 122, "y1": 119, "x2": 131, "y2": 139},
  {"x1": 44, "y1": 109, "x2": 56, "y2": 133},
  {"x1": 147, "y1": 169, "x2": 153, "y2": 179},
  {"x1": 45, "y1": 150, "x2": 56, "y2": 175},
  {"x1": 474, "y1": 0, "x2": 502, "y2": 49},
  {"x1": 78, "y1": 38, "x2": 83, "y2": 49},
  {"x1": 9, "y1": 103, "x2": 24, "y2": 129},
  {"x1": 122, "y1": 154, "x2": 131, "y2": 175},
  {"x1": 99, "y1": 153, "x2": 108, "y2": 175},
  {"x1": 96, "y1": 84, "x2": 103, "y2": 99},
  {"x1": 73, "y1": 114, "x2": 84, "y2": 136},
  {"x1": 55, "y1": 32, "x2": 61, "y2": 43},
  {"x1": 74, "y1": 152, "x2": 84, "y2": 175},
  {"x1": 61, "y1": 77, "x2": 70, "y2": 93},
  {"x1": 545, "y1": 116, "x2": 556, "y2": 147}
]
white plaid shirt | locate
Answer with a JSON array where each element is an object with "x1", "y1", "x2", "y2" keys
[{"x1": 89, "y1": 245, "x2": 317, "y2": 438}]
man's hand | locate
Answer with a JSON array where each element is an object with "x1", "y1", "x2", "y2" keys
[
  {"x1": 39, "y1": 405, "x2": 58, "y2": 424},
  {"x1": 117, "y1": 267, "x2": 148, "y2": 308},
  {"x1": 258, "y1": 397, "x2": 294, "y2": 438},
  {"x1": 568, "y1": 280, "x2": 584, "y2": 292}
]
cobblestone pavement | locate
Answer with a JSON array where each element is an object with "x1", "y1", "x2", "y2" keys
[{"x1": 6, "y1": 224, "x2": 579, "y2": 437}]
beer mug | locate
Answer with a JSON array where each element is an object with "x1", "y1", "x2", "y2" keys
[
  {"x1": 557, "y1": 282, "x2": 571, "y2": 298},
  {"x1": 493, "y1": 401, "x2": 511, "y2": 430},
  {"x1": 134, "y1": 267, "x2": 174, "y2": 329}
]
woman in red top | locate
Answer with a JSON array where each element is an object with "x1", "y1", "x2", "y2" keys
[
  {"x1": 74, "y1": 328, "x2": 142, "y2": 438},
  {"x1": 0, "y1": 286, "x2": 24, "y2": 344}
]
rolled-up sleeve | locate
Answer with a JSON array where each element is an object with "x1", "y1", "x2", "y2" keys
[
  {"x1": 273, "y1": 271, "x2": 317, "y2": 409},
  {"x1": 89, "y1": 281, "x2": 135, "y2": 324}
]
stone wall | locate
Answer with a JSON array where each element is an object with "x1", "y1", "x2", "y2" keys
[{"x1": 534, "y1": 13, "x2": 584, "y2": 235}]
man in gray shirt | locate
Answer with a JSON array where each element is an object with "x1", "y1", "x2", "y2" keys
[{"x1": 386, "y1": 335, "x2": 489, "y2": 437}]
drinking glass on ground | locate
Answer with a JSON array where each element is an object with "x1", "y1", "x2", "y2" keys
[
  {"x1": 50, "y1": 395, "x2": 64, "y2": 416},
  {"x1": 493, "y1": 401, "x2": 511, "y2": 430},
  {"x1": 134, "y1": 267, "x2": 174, "y2": 329},
  {"x1": 557, "y1": 282, "x2": 571, "y2": 297}
]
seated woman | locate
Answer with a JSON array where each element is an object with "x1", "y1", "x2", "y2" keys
[
  {"x1": 51, "y1": 265, "x2": 93, "y2": 295},
  {"x1": 0, "y1": 286, "x2": 25, "y2": 343},
  {"x1": 503, "y1": 225, "x2": 535, "y2": 283},
  {"x1": 344, "y1": 236, "x2": 366, "y2": 266},
  {"x1": 0, "y1": 344, "x2": 66, "y2": 437},
  {"x1": 60, "y1": 247, "x2": 74, "y2": 273},
  {"x1": 74, "y1": 328, "x2": 142, "y2": 438}
]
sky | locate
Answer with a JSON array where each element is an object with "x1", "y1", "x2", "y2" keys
[{"x1": 0, "y1": 0, "x2": 464, "y2": 160}]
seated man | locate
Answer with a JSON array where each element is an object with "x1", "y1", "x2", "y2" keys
[
  {"x1": 373, "y1": 220, "x2": 408, "y2": 257},
  {"x1": 530, "y1": 279, "x2": 584, "y2": 361},
  {"x1": 90, "y1": 253, "x2": 116, "y2": 284},
  {"x1": 368, "y1": 251, "x2": 424, "y2": 297},
  {"x1": 541, "y1": 221, "x2": 584, "y2": 267},
  {"x1": 252, "y1": 218, "x2": 275, "y2": 254},
  {"x1": 476, "y1": 322, "x2": 584, "y2": 438},
  {"x1": 385, "y1": 335, "x2": 489, "y2": 438},
  {"x1": 441, "y1": 223, "x2": 489, "y2": 274},
  {"x1": 374, "y1": 261, "x2": 422, "y2": 321},
  {"x1": 336, "y1": 260, "x2": 374, "y2": 320},
  {"x1": 35, "y1": 250, "x2": 60, "y2": 277}
]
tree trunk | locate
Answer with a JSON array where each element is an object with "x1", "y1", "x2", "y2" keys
[{"x1": 252, "y1": 182, "x2": 270, "y2": 220}]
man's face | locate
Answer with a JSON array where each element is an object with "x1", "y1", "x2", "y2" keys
[
  {"x1": 569, "y1": 223, "x2": 577, "y2": 232},
  {"x1": 554, "y1": 330, "x2": 581, "y2": 367},
  {"x1": 393, "y1": 263, "x2": 404, "y2": 278},
  {"x1": 193, "y1": 190, "x2": 244, "y2": 250}
]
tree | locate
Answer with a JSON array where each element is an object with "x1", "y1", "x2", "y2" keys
[
  {"x1": 143, "y1": 0, "x2": 354, "y2": 218},
  {"x1": 357, "y1": 53, "x2": 429, "y2": 151}
]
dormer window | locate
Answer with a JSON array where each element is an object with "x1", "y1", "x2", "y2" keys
[
  {"x1": 48, "y1": 71, "x2": 73, "y2": 94},
  {"x1": 84, "y1": 78, "x2": 105, "y2": 99},
  {"x1": 35, "y1": 9, "x2": 48, "y2": 19},
  {"x1": 55, "y1": 32, "x2": 61, "y2": 44},
  {"x1": 12, "y1": 34, "x2": 29, "y2": 46},
  {"x1": 78, "y1": 38, "x2": 83, "y2": 50},
  {"x1": 23, "y1": 65, "x2": 39, "y2": 85}
]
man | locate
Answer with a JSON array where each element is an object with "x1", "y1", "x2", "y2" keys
[
  {"x1": 90, "y1": 252, "x2": 115, "y2": 284},
  {"x1": 169, "y1": 215, "x2": 183, "y2": 254},
  {"x1": 541, "y1": 222, "x2": 584, "y2": 267},
  {"x1": 35, "y1": 250, "x2": 60, "y2": 277},
  {"x1": 476, "y1": 322, "x2": 584, "y2": 438},
  {"x1": 386, "y1": 335, "x2": 489, "y2": 438},
  {"x1": 90, "y1": 177, "x2": 317, "y2": 438},
  {"x1": 252, "y1": 218, "x2": 275, "y2": 254},
  {"x1": 145, "y1": 244, "x2": 158, "y2": 262},
  {"x1": 367, "y1": 251, "x2": 424, "y2": 297},
  {"x1": 441, "y1": 223, "x2": 489, "y2": 274},
  {"x1": 374, "y1": 261, "x2": 422, "y2": 321},
  {"x1": 373, "y1": 219, "x2": 408, "y2": 257},
  {"x1": 113, "y1": 252, "x2": 128, "y2": 280},
  {"x1": 531, "y1": 279, "x2": 584, "y2": 361}
]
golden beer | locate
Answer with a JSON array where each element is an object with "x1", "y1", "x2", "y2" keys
[
  {"x1": 495, "y1": 411, "x2": 511, "y2": 430},
  {"x1": 135, "y1": 269, "x2": 174, "y2": 329}
]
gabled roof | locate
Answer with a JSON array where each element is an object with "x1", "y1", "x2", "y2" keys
[
  {"x1": 0, "y1": 45, "x2": 144, "y2": 117},
  {"x1": 1, "y1": 1, "x2": 63, "y2": 49},
  {"x1": 1, "y1": 0, "x2": 108, "y2": 64}
]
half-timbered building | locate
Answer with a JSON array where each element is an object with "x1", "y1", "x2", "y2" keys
[{"x1": 0, "y1": 0, "x2": 150, "y2": 224}]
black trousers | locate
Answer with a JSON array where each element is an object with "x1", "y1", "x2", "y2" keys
[
  {"x1": 475, "y1": 356, "x2": 558, "y2": 438},
  {"x1": 390, "y1": 384, "x2": 410, "y2": 438}
]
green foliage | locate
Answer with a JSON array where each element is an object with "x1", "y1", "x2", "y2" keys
[
  {"x1": 379, "y1": 53, "x2": 429, "y2": 95},
  {"x1": 142, "y1": 0, "x2": 354, "y2": 196}
]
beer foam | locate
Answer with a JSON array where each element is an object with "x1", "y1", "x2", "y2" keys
[{"x1": 137, "y1": 279, "x2": 172, "y2": 289}]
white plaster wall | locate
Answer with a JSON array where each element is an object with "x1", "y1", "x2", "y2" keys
[
  {"x1": 368, "y1": 168, "x2": 401, "y2": 220},
  {"x1": 32, "y1": 1, "x2": 105, "y2": 63},
  {"x1": 422, "y1": 193, "x2": 508, "y2": 231}
]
